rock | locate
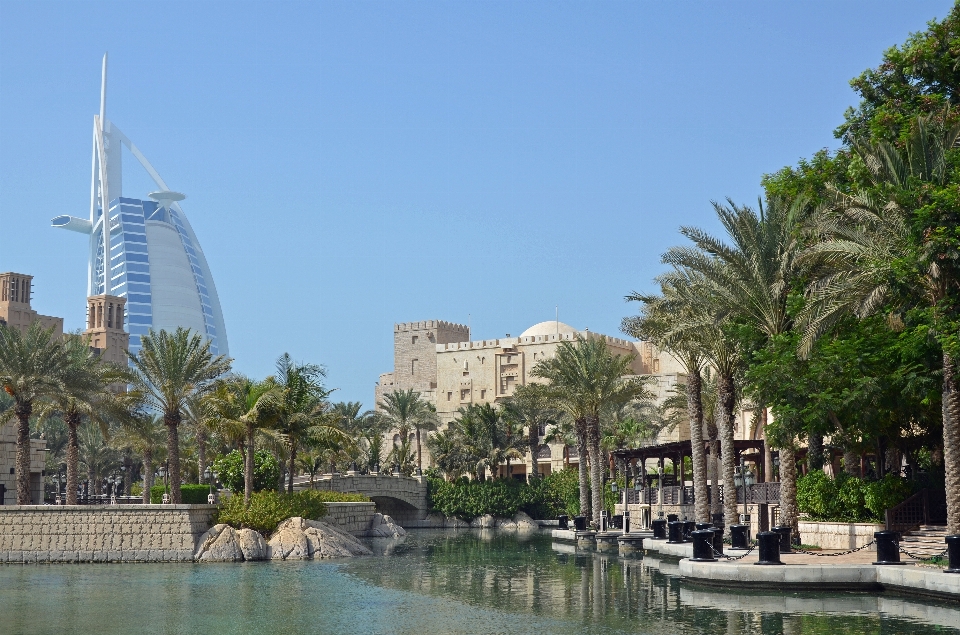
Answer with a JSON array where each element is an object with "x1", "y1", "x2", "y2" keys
[
  {"x1": 366, "y1": 513, "x2": 407, "y2": 538},
  {"x1": 268, "y1": 517, "x2": 372, "y2": 560},
  {"x1": 424, "y1": 513, "x2": 447, "y2": 528},
  {"x1": 238, "y1": 528, "x2": 267, "y2": 561},
  {"x1": 495, "y1": 518, "x2": 518, "y2": 530},
  {"x1": 444, "y1": 516, "x2": 470, "y2": 528},
  {"x1": 195, "y1": 524, "x2": 244, "y2": 562},
  {"x1": 513, "y1": 511, "x2": 539, "y2": 530},
  {"x1": 470, "y1": 514, "x2": 495, "y2": 528}
]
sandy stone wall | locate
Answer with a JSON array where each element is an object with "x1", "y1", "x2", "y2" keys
[
  {"x1": 799, "y1": 521, "x2": 885, "y2": 550},
  {"x1": 321, "y1": 502, "x2": 378, "y2": 534},
  {"x1": 0, "y1": 505, "x2": 217, "y2": 563}
]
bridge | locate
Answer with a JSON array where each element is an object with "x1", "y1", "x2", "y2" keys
[{"x1": 294, "y1": 474, "x2": 430, "y2": 526}]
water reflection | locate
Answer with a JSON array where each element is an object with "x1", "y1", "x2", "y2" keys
[{"x1": 344, "y1": 529, "x2": 960, "y2": 634}]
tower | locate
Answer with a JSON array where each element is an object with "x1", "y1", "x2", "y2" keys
[
  {"x1": 50, "y1": 54, "x2": 229, "y2": 358},
  {"x1": 0, "y1": 272, "x2": 64, "y2": 337},
  {"x1": 83, "y1": 294, "x2": 129, "y2": 366}
]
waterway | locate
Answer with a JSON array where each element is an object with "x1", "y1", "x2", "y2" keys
[{"x1": 1, "y1": 529, "x2": 958, "y2": 634}]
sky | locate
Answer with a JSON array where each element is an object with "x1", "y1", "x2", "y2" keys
[{"x1": 0, "y1": 0, "x2": 953, "y2": 406}]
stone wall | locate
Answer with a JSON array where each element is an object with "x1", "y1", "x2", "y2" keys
[
  {"x1": 799, "y1": 521, "x2": 885, "y2": 550},
  {"x1": 0, "y1": 505, "x2": 216, "y2": 563},
  {"x1": 321, "y1": 502, "x2": 377, "y2": 535}
]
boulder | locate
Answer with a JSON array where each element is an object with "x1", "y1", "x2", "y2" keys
[
  {"x1": 268, "y1": 517, "x2": 372, "y2": 560},
  {"x1": 423, "y1": 513, "x2": 447, "y2": 528},
  {"x1": 444, "y1": 516, "x2": 470, "y2": 528},
  {"x1": 238, "y1": 528, "x2": 267, "y2": 561},
  {"x1": 470, "y1": 514, "x2": 495, "y2": 528},
  {"x1": 366, "y1": 513, "x2": 407, "y2": 538},
  {"x1": 195, "y1": 524, "x2": 244, "y2": 562},
  {"x1": 495, "y1": 518, "x2": 518, "y2": 530},
  {"x1": 513, "y1": 511, "x2": 539, "y2": 530}
]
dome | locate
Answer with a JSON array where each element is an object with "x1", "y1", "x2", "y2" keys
[{"x1": 520, "y1": 321, "x2": 578, "y2": 338}]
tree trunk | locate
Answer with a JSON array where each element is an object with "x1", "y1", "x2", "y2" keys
[
  {"x1": 244, "y1": 421, "x2": 255, "y2": 505},
  {"x1": 529, "y1": 424, "x2": 539, "y2": 480},
  {"x1": 164, "y1": 410, "x2": 182, "y2": 504},
  {"x1": 14, "y1": 402, "x2": 33, "y2": 504},
  {"x1": 710, "y1": 439, "x2": 722, "y2": 519},
  {"x1": 575, "y1": 418, "x2": 590, "y2": 520},
  {"x1": 843, "y1": 447, "x2": 860, "y2": 477},
  {"x1": 197, "y1": 429, "x2": 207, "y2": 485},
  {"x1": 123, "y1": 452, "x2": 133, "y2": 495},
  {"x1": 65, "y1": 411, "x2": 80, "y2": 505},
  {"x1": 587, "y1": 415, "x2": 603, "y2": 526},
  {"x1": 942, "y1": 351, "x2": 960, "y2": 534},
  {"x1": 717, "y1": 373, "x2": 738, "y2": 532},
  {"x1": 686, "y1": 369, "x2": 709, "y2": 523},
  {"x1": 287, "y1": 442, "x2": 297, "y2": 493},
  {"x1": 807, "y1": 431, "x2": 825, "y2": 472},
  {"x1": 142, "y1": 449, "x2": 153, "y2": 505},
  {"x1": 779, "y1": 444, "x2": 799, "y2": 544},
  {"x1": 762, "y1": 408, "x2": 773, "y2": 482},
  {"x1": 415, "y1": 428, "x2": 422, "y2": 472}
]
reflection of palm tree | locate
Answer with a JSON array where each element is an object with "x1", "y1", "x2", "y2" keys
[{"x1": 127, "y1": 328, "x2": 231, "y2": 504}]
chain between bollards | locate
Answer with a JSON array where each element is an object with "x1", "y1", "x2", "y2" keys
[
  {"x1": 792, "y1": 540, "x2": 876, "y2": 557},
  {"x1": 897, "y1": 543, "x2": 949, "y2": 561},
  {"x1": 711, "y1": 542, "x2": 757, "y2": 561}
]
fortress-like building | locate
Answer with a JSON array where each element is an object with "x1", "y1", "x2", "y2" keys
[{"x1": 375, "y1": 318, "x2": 688, "y2": 476}]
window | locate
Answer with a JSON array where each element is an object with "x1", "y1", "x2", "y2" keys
[
  {"x1": 412, "y1": 335, "x2": 419, "y2": 345},
  {"x1": 461, "y1": 389, "x2": 470, "y2": 400},
  {"x1": 480, "y1": 389, "x2": 486, "y2": 399},
  {"x1": 447, "y1": 392, "x2": 453, "y2": 401},
  {"x1": 411, "y1": 358, "x2": 418, "y2": 375}
]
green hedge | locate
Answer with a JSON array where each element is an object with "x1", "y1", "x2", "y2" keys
[
  {"x1": 150, "y1": 484, "x2": 211, "y2": 504},
  {"x1": 427, "y1": 468, "x2": 580, "y2": 521},
  {"x1": 796, "y1": 471, "x2": 914, "y2": 522},
  {"x1": 215, "y1": 489, "x2": 369, "y2": 536}
]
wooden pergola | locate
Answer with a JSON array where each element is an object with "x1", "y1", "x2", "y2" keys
[{"x1": 612, "y1": 439, "x2": 771, "y2": 486}]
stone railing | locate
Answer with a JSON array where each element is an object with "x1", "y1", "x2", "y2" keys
[{"x1": 798, "y1": 521, "x2": 884, "y2": 550}]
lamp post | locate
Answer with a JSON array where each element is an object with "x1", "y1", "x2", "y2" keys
[
  {"x1": 739, "y1": 457, "x2": 748, "y2": 524},
  {"x1": 109, "y1": 474, "x2": 118, "y2": 505},
  {"x1": 159, "y1": 461, "x2": 170, "y2": 504},
  {"x1": 55, "y1": 465, "x2": 64, "y2": 505},
  {"x1": 204, "y1": 467, "x2": 216, "y2": 504}
]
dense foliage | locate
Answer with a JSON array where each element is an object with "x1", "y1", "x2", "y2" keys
[
  {"x1": 427, "y1": 468, "x2": 580, "y2": 521},
  {"x1": 796, "y1": 471, "x2": 915, "y2": 523},
  {"x1": 150, "y1": 484, "x2": 210, "y2": 504},
  {"x1": 215, "y1": 489, "x2": 368, "y2": 535},
  {"x1": 212, "y1": 449, "x2": 281, "y2": 494}
]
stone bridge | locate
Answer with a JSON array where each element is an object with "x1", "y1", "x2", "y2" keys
[{"x1": 295, "y1": 475, "x2": 429, "y2": 526}]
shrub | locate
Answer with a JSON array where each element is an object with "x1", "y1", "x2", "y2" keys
[
  {"x1": 797, "y1": 471, "x2": 915, "y2": 522},
  {"x1": 427, "y1": 468, "x2": 580, "y2": 521},
  {"x1": 215, "y1": 489, "x2": 369, "y2": 536},
  {"x1": 864, "y1": 474, "x2": 914, "y2": 519},
  {"x1": 212, "y1": 449, "x2": 281, "y2": 494},
  {"x1": 150, "y1": 484, "x2": 211, "y2": 504}
]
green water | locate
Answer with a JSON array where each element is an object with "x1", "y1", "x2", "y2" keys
[{"x1": 1, "y1": 530, "x2": 958, "y2": 634}]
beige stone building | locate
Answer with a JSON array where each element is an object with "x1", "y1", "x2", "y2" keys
[{"x1": 375, "y1": 318, "x2": 688, "y2": 477}]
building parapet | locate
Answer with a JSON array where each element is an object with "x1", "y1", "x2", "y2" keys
[
  {"x1": 436, "y1": 330, "x2": 638, "y2": 352},
  {"x1": 395, "y1": 320, "x2": 469, "y2": 333}
]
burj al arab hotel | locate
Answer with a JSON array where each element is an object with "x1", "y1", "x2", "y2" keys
[{"x1": 51, "y1": 55, "x2": 228, "y2": 358}]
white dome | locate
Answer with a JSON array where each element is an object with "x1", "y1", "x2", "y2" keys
[{"x1": 520, "y1": 321, "x2": 578, "y2": 338}]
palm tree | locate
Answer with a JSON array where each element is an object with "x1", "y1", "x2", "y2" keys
[
  {"x1": 128, "y1": 328, "x2": 231, "y2": 503},
  {"x1": 503, "y1": 383, "x2": 560, "y2": 480},
  {"x1": 296, "y1": 448, "x2": 325, "y2": 488},
  {"x1": 111, "y1": 413, "x2": 166, "y2": 503},
  {"x1": 532, "y1": 336, "x2": 647, "y2": 526},
  {"x1": 208, "y1": 375, "x2": 277, "y2": 504},
  {"x1": 34, "y1": 333, "x2": 131, "y2": 504},
  {"x1": 802, "y1": 113, "x2": 960, "y2": 533},
  {"x1": 0, "y1": 322, "x2": 72, "y2": 504},
  {"x1": 182, "y1": 392, "x2": 216, "y2": 486},
  {"x1": 78, "y1": 423, "x2": 122, "y2": 494},
  {"x1": 378, "y1": 389, "x2": 438, "y2": 473},
  {"x1": 661, "y1": 195, "x2": 811, "y2": 539}
]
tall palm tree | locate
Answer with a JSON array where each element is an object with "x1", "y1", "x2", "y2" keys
[
  {"x1": 503, "y1": 383, "x2": 560, "y2": 480},
  {"x1": 208, "y1": 375, "x2": 277, "y2": 504},
  {"x1": 182, "y1": 391, "x2": 216, "y2": 486},
  {"x1": 378, "y1": 388, "x2": 438, "y2": 473},
  {"x1": 661, "y1": 195, "x2": 811, "y2": 539},
  {"x1": 78, "y1": 423, "x2": 121, "y2": 494},
  {"x1": 111, "y1": 413, "x2": 165, "y2": 503},
  {"x1": 532, "y1": 336, "x2": 646, "y2": 525},
  {"x1": 802, "y1": 113, "x2": 960, "y2": 533},
  {"x1": 128, "y1": 328, "x2": 232, "y2": 503},
  {"x1": 0, "y1": 322, "x2": 72, "y2": 504},
  {"x1": 35, "y1": 333, "x2": 131, "y2": 504}
]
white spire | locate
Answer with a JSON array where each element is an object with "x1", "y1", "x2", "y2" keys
[{"x1": 99, "y1": 53, "x2": 107, "y2": 132}]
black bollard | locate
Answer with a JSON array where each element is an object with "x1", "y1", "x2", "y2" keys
[
  {"x1": 558, "y1": 515, "x2": 569, "y2": 530},
  {"x1": 755, "y1": 531, "x2": 783, "y2": 565},
  {"x1": 667, "y1": 521, "x2": 684, "y2": 544},
  {"x1": 730, "y1": 524, "x2": 749, "y2": 549},
  {"x1": 696, "y1": 522, "x2": 712, "y2": 531},
  {"x1": 873, "y1": 531, "x2": 905, "y2": 565},
  {"x1": 683, "y1": 521, "x2": 696, "y2": 541},
  {"x1": 652, "y1": 519, "x2": 667, "y2": 540},
  {"x1": 573, "y1": 516, "x2": 587, "y2": 531},
  {"x1": 772, "y1": 525, "x2": 792, "y2": 553},
  {"x1": 691, "y1": 529, "x2": 717, "y2": 562},
  {"x1": 623, "y1": 511, "x2": 631, "y2": 533},
  {"x1": 667, "y1": 513, "x2": 679, "y2": 523},
  {"x1": 712, "y1": 527, "x2": 724, "y2": 555},
  {"x1": 946, "y1": 535, "x2": 960, "y2": 573}
]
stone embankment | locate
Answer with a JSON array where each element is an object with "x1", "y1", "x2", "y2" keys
[{"x1": 0, "y1": 502, "x2": 400, "y2": 564}]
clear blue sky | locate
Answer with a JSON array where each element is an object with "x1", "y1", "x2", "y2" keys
[{"x1": 0, "y1": 1, "x2": 952, "y2": 406}]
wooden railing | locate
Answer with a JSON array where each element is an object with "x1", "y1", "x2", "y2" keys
[{"x1": 885, "y1": 489, "x2": 947, "y2": 532}]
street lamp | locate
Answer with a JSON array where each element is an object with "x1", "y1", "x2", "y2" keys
[
  {"x1": 158, "y1": 461, "x2": 170, "y2": 504},
  {"x1": 204, "y1": 466, "x2": 216, "y2": 504}
]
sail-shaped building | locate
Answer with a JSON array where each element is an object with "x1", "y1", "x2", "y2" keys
[{"x1": 51, "y1": 55, "x2": 228, "y2": 358}]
